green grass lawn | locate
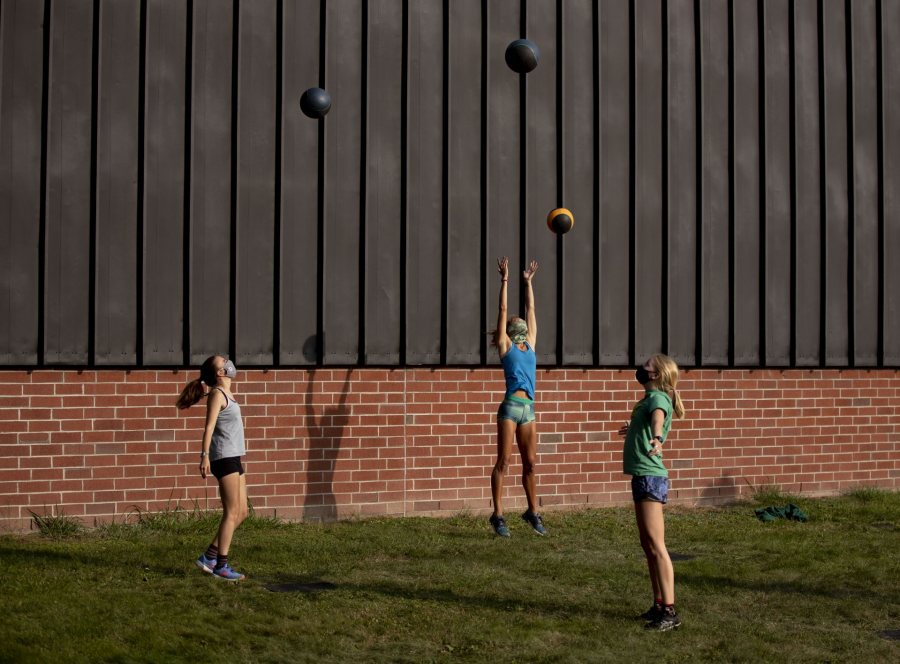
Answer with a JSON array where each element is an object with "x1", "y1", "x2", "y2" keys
[{"x1": 3, "y1": 491, "x2": 899, "y2": 663}]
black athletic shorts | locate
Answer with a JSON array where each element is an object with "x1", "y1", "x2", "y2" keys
[{"x1": 210, "y1": 456, "x2": 245, "y2": 480}]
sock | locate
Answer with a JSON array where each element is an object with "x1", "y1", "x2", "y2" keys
[
  {"x1": 654, "y1": 598, "x2": 663, "y2": 607},
  {"x1": 204, "y1": 544, "x2": 218, "y2": 560},
  {"x1": 215, "y1": 553, "x2": 228, "y2": 570}
]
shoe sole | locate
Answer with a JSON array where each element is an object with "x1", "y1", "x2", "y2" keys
[
  {"x1": 195, "y1": 560, "x2": 214, "y2": 574},
  {"x1": 213, "y1": 573, "x2": 245, "y2": 582},
  {"x1": 522, "y1": 518, "x2": 546, "y2": 535},
  {"x1": 646, "y1": 621, "x2": 681, "y2": 632}
]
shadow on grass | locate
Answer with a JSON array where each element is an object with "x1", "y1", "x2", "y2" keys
[
  {"x1": 678, "y1": 571, "x2": 889, "y2": 603},
  {"x1": 332, "y1": 579, "x2": 626, "y2": 621}
]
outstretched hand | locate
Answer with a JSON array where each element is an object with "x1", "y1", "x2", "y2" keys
[
  {"x1": 497, "y1": 257, "x2": 509, "y2": 280},
  {"x1": 523, "y1": 260, "x2": 538, "y2": 282}
]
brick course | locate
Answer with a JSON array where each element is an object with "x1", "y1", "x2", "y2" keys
[{"x1": 0, "y1": 368, "x2": 897, "y2": 531}]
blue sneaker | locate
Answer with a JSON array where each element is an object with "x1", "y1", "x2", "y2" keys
[
  {"x1": 489, "y1": 514, "x2": 510, "y2": 538},
  {"x1": 195, "y1": 553, "x2": 216, "y2": 574},
  {"x1": 213, "y1": 563, "x2": 246, "y2": 582},
  {"x1": 522, "y1": 510, "x2": 547, "y2": 535}
]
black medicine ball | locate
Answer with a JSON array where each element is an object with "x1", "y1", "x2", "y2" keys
[
  {"x1": 300, "y1": 87, "x2": 332, "y2": 119},
  {"x1": 505, "y1": 39, "x2": 540, "y2": 74}
]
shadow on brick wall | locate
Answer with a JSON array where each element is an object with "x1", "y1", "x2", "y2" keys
[{"x1": 302, "y1": 369, "x2": 351, "y2": 522}]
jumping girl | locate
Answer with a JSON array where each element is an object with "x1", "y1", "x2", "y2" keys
[
  {"x1": 617, "y1": 354, "x2": 686, "y2": 630},
  {"x1": 176, "y1": 355, "x2": 248, "y2": 581},
  {"x1": 489, "y1": 257, "x2": 546, "y2": 538}
]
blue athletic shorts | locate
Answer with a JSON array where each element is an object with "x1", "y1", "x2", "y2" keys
[
  {"x1": 631, "y1": 475, "x2": 669, "y2": 504},
  {"x1": 497, "y1": 396, "x2": 535, "y2": 426}
]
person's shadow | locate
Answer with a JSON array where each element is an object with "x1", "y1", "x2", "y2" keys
[{"x1": 302, "y1": 367, "x2": 352, "y2": 522}]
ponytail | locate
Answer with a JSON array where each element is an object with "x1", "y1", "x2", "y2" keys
[
  {"x1": 175, "y1": 355, "x2": 222, "y2": 410},
  {"x1": 650, "y1": 353, "x2": 686, "y2": 419},
  {"x1": 670, "y1": 389, "x2": 685, "y2": 419},
  {"x1": 176, "y1": 379, "x2": 207, "y2": 410}
]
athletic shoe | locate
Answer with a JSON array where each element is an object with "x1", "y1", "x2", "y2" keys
[
  {"x1": 195, "y1": 553, "x2": 216, "y2": 574},
  {"x1": 645, "y1": 607, "x2": 682, "y2": 631},
  {"x1": 636, "y1": 603, "x2": 664, "y2": 621},
  {"x1": 521, "y1": 510, "x2": 547, "y2": 535},
  {"x1": 213, "y1": 563, "x2": 246, "y2": 582},
  {"x1": 489, "y1": 514, "x2": 510, "y2": 538}
]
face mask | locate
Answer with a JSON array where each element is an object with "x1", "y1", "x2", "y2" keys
[
  {"x1": 222, "y1": 360, "x2": 237, "y2": 379},
  {"x1": 507, "y1": 319, "x2": 528, "y2": 345},
  {"x1": 635, "y1": 367, "x2": 651, "y2": 385}
]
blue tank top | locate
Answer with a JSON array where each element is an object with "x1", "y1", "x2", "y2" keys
[{"x1": 501, "y1": 342, "x2": 536, "y2": 400}]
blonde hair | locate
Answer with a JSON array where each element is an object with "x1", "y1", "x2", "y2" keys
[{"x1": 649, "y1": 353, "x2": 685, "y2": 419}]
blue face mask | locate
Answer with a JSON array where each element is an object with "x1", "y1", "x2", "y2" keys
[{"x1": 222, "y1": 360, "x2": 237, "y2": 379}]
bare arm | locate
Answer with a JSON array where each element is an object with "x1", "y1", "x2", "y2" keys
[
  {"x1": 647, "y1": 408, "x2": 666, "y2": 457},
  {"x1": 199, "y1": 389, "x2": 225, "y2": 478},
  {"x1": 495, "y1": 257, "x2": 511, "y2": 356},
  {"x1": 523, "y1": 260, "x2": 538, "y2": 347}
]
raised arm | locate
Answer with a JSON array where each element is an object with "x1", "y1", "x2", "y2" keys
[
  {"x1": 523, "y1": 259, "x2": 538, "y2": 347},
  {"x1": 495, "y1": 257, "x2": 511, "y2": 356}
]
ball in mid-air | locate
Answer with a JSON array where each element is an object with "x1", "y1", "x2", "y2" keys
[
  {"x1": 547, "y1": 208, "x2": 574, "y2": 234},
  {"x1": 300, "y1": 87, "x2": 332, "y2": 119},
  {"x1": 505, "y1": 39, "x2": 540, "y2": 74}
]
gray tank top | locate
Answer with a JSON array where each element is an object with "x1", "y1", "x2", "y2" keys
[{"x1": 210, "y1": 388, "x2": 246, "y2": 461}]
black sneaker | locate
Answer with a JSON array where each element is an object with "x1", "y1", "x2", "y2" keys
[
  {"x1": 521, "y1": 510, "x2": 547, "y2": 535},
  {"x1": 636, "y1": 603, "x2": 663, "y2": 621},
  {"x1": 645, "y1": 607, "x2": 682, "y2": 631},
  {"x1": 489, "y1": 514, "x2": 510, "y2": 537}
]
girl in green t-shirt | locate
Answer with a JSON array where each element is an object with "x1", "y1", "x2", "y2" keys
[{"x1": 617, "y1": 354, "x2": 685, "y2": 631}]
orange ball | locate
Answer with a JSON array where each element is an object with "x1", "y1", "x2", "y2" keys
[{"x1": 547, "y1": 207, "x2": 574, "y2": 234}]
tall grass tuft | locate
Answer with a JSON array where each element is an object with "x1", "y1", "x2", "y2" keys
[{"x1": 28, "y1": 509, "x2": 85, "y2": 538}]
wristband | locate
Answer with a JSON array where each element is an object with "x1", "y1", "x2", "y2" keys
[
  {"x1": 653, "y1": 435, "x2": 664, "y2": 444},
  {"x1": 200, "y1": 451, "x2": 208, "y2": 458}
]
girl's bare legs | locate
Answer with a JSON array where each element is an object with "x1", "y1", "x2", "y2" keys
[
  {"x1": 634, "y1": 500, "x2": 675, "y2": 605},
  {"x1": 515, "y1": 422, "x2": 538, "y2": 513},
  {"x1": 491, "y1": 419, "x2": 517, "y2": 516},
  {"x1": 215, "y1": 472, "x2": 249, "y2": 557}
]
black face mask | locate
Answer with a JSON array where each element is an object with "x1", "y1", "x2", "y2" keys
[{"x1": 635, "y1": 367, "x2": 652, "y2": 385}]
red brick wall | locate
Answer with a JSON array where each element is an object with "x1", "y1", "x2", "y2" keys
[{"x1": 1, "y1": 368, "x2": 898, "y2": 531}]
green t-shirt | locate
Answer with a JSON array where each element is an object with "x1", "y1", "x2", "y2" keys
[{"x1": 623, "y1": 390, "x2": 673, "y2": 477}]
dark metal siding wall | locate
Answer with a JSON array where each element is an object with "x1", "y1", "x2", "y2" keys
[{"x1": 0, "y1": 0, "x2": 898, "y2": 368}]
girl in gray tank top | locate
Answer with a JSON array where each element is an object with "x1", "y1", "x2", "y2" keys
[{"x1": 177, "y1": 355, "x2": 249, "y2": 582}]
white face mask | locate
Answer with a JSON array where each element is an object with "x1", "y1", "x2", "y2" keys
[{"x1": 222, "y1": 360, "x2": 237, "y2": 379}]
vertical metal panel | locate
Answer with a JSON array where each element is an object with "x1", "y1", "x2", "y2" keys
[
  {"x1": 0, "y1": 0, "x2": 43, "y2": 364},
  {"x1": 364, "y1": 0, "x2": 403, "y2": 364},
  {"x1": 445, "y1": 0, "x2": 482, "y2": 364},
  {"x1": 323, "y1": 0, "x2": 362, "y2": 364},
  {"x1": 143, "y1": 0, "x2": 186, "y2": 365},
  {"x1": 95, "y1": 0, "x2": 140, "y2": 365},
  {"x1": 235, "y1": 0, "x2": 277, "y2": 365},
  {"x1": 665, "y1": 0, "x2": 697, "y2": 366},
  {"x1": 598, "y1": 0, "x2": 630, "y2": 365},
  {"x1": 406, "y1": 0, "x2": 443, "y2": 365},
  {"x1": 483, "y1": 0, "x2": 519, "y2": 365},
  {"x1": 190, "y1": 0, "x2": 233, "y2": 365},
  {"x1": 793, "y1": 0, "x2": 822, "y2": 365},
  {"x1": 561, "y1": 0, "x2": 595, "y2": 365},
  {"x1": 764, "y1": 0, "x2": 791, "y2": 365},
  {"x1": 850, "y1": 0, "x2": 879, "y2": 365},
  {"x1": 699, "y1": 0, "x2": 729, "y2": 364},
  {"x1": 634, "y1": 0, "x2": 663, "y2": 361},
  {"x1": 526, "y1": 0, "x2": 557, "y2": 365},
  {"x1": 732, "y1": 0, "x2": 760, "y2": 365},
  {"x1": 885, "y1": 0, "x2": 900, "y2": 365},
  {"x1": 822, "y1": 0, "x2": 849, "y2": 365},
  {"x1": 44, "y1": 0, "x2": 93, "y2": 364}
]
